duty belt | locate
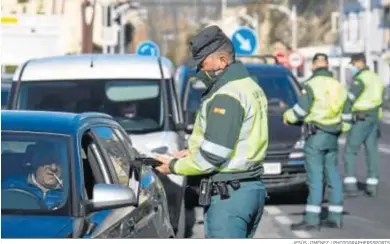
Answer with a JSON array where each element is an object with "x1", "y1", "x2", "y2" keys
[
  {"x1": 303, "y1": 123, "x2": 318, "y2": 139},
  {"x1": 198, "y1": 176, "x2": 261, "y2": 206},
  {"x1": 353, "y1": 112, "x2": 366, "y2": 122}
]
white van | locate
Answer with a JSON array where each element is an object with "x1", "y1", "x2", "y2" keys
[{"x1": 8, "y1": 54, "x2": 187, "y2": 237}]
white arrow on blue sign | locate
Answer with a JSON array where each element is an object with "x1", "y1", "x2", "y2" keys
[
  {"x1": 231, "y1": 27, "x2": 258, "y2": 55},
  {"x1": 136, "y1": 41, "x2": 160, "y2": 57}
]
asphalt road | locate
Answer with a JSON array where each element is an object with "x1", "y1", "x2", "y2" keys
[{"x1": 189, "y1": 113, "x2": 390, "y2": 238}]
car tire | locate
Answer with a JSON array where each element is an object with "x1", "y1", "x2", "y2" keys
[{"x1": 175, "y1": 197, "x2": 186, "y2": 238}]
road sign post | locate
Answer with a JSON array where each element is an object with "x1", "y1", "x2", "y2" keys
[
  {"x1": 231, "y1": 27, "x2": 258, "y2": 56},
  {"x1": 136, "y1": 41, "x2": 160, "y2": 56}
]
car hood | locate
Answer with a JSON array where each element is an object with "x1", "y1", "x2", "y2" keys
[
  {"x1": 129, "y1": 131, "x2": 180, "y2": 155},
  {"x1": 2, "y1": 215, "x2": 73, "y2": 238},
  {"x1": 268, "y1": 114, "x2": 302, "y2": 151}
]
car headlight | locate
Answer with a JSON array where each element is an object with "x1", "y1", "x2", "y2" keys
[{"x1": 293, "y1": 139, "x2": 305, "y2": 149}]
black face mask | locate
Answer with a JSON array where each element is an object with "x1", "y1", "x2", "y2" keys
[{"x1": 196, "y1": 70, "x2": 219, "y2": 88}]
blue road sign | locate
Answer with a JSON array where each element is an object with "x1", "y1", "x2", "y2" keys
[
  {"x1": 231, "y1": 27, "x2": 258, "y2": 55},
  {"x1": 136, "y1": 41, "x2": 160, "y2": 56}
]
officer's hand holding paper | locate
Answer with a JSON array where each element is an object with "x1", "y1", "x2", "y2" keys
[{"x1": 154, "y1": 154, "x2": 174, "y2": 174}]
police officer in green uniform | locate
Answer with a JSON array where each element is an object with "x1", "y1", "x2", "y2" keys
[
  {"x1": 284, "y1": 53, "x2": 348, "y2": 230},
  {"x1": 154, "y1": 25, "x2": 269, "y2": 238},
  {"x1": 342, "y1": 53, "x2": 385, "y2": 197}
]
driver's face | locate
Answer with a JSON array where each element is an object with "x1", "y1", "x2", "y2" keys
[
  {"x1": 121, "y1": 103, "x2": 137, "y2": 118},
  {"x1": 36, "y1": 163, "x2": 62, "y2": 188}
]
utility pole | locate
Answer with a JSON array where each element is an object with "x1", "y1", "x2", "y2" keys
[
  {"x1": 339, "y1": 0, "x2": 346, "y2": 85},
  {"x1": 291, "y1": 4, "x2": 297, "y2": 76},
  {"x1": 364, "y1": 0, "x2": 372, "y2": 68}
]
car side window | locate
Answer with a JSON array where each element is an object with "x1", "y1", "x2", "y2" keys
[
  {"x1": 80, "y1": 130, "x2": 110, "y2": 200},
  {"x1": 112, "y1": 127, "x2": 139, "y2": 161},
  {"x1": 92, "y1": 126, "x2": 131, "y2": 186}
]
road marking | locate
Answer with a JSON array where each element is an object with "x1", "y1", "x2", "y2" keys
[
  {"x1": 274, "y1": 215, "x2": 293, "y2": 225},
  {"x1": 265, "y1": 206, "x2": 312, "y2": 238},
  {"x1": 293, "y1": 230, "x2": 312, "y2": 238},
  {"x1": 382, "y1": 111, "x2": 390, "y2": 125},
  {"x1": 264, "y1": 206, "x2": 283, "y2": 215},
  {"x1": 339, "y1": 138, "x2": 390, "y2": 154}
]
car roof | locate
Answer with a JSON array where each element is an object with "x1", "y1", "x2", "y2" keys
[
  {"x1": 2, "y1": 110, "x2": 114, "y2": 135},
  {"x1": 182, "y1": 63, "x2": 292, "y2": 81},
  {"x1": 15, "y1": 54, "x2": 176, "y2": 81},
  {"x1": 244, "y1": 63, "x2": 292, "y2": 75}
]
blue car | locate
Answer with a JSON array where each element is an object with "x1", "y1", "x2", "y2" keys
[{"x1": 1, "y1": 110, "x2": 174, "y2": 238}]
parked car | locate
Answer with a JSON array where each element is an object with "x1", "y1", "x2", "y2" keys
[
  {"x1": 2, "y1": 73, "x2": 13, "y2": 109},
  {"x1": 180, "y1": 56, "x2": 307, "y2": 206},
  {"x1": 1, "y1": 110, "x2": 174, "y2": 238},
  {"x1": 2, "y1": 83, "x2": 11, "y2": 109},
  {"x1": 384, "y1": 84, "x2": 390, "y2": 110},
  {"x1": 8, "y1": 54, "x2": 187, "y2": 237}
]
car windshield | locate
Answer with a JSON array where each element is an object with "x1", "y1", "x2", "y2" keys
[
  {"x1": 183, "y1": 68, "x2": 300, "y2": 114},
  {"x1": 16, "y1": 80, "x2": 165, "y2": 133},
  {"x1": 1, "y1": 132, "x2": 69, "y2": 214}
]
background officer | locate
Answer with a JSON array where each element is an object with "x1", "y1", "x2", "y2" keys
[
  {"x1": 154, "y1": 25, "x2": 269, "y2": 238},
  {"x1": 342, "y1": 53, "x2": 385, "y2": 197},
  {"x1": 283, "y1": 53, "x2": 347, "y2": 230}
]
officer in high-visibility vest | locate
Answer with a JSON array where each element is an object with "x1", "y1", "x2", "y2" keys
[
  {"x1": 342, "y1": 53, "x2": 385, "y2": 197},
  {"x1": 284, "y1": 53, "x2": 348, "y2": 230},
  {"x1": 154, "y1": 25, "x2": 269, "y2": 238}
]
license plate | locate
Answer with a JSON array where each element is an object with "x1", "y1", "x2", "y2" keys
[{"x1": 263, "y1": 162, "x2": 282, "y2": 175}]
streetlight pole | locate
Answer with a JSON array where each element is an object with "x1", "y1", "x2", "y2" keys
[
  {"x1": 267, "y1": 4, "x2": 297, "y2": 52},
  {"x1": 268, "y1": 4, "x2": 298, "y2": 75},
  {"x1": 221, "y1": 0, "x2": 226, "y2": 19},
  {"x1": 81, "y1": 0, "x2": 95, "y2": 53},
  {"x1": 364, "y1": 0, "x2": 372, "y2": 68}
]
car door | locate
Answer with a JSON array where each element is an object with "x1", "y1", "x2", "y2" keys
[
  {"x1": 91, "y1": 126, "x2": 163, "y2": 238},
  {"x1": 113, "y1": 126, "x2": 173, "y2": 237}
]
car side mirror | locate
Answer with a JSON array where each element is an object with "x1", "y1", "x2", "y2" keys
[{"x1": 87, "y1": 184, "x2": 137, "y2": 212}]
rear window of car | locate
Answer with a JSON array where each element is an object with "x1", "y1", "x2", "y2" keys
[
  {"x1": 247, "y1": 67, "x2": 300, "y2": 107},
  {"x1": 183, "y1": 66, "x2": 300, "y2": 112}
]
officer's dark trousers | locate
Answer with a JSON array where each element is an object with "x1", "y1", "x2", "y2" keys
[
  {"x1": 344, "y1": 119, "x2": 380, "y2": 191},
  {"x1": 304, "y1": 130, "x2": 343, "y2": 225},
  {"x1": 204, "y1": 180, "x2": 266, "y2": 238}
]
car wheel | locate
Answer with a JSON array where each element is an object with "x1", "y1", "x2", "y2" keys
[{"x1": 175, "y1": 197, "x2": 186, "y2": 238}]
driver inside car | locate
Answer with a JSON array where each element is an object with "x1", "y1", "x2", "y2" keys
[{"x1": 2, "y1": 160, "x2": 64, "y2": 210}]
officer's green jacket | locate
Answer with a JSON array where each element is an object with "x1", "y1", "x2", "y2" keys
[
  {"x1": 168, "y1": 62, "x2": 269, "y2": 181},
  {"x1": 283, "y1": 68, "x2": 348, "y2": 133},
  {"x1": 342, "y1": 67, "x2": 384, "y2": 122}
]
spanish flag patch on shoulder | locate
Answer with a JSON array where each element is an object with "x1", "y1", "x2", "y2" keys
[{"x1": 213, "y1": 107, "x2": 226, "y2": 115}]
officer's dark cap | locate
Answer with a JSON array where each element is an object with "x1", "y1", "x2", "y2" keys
[
  {"x1": 312, "y1": 53, "x2": 329, "y2": 64},
  {"x1": 187, "y1": 25, "x2": 232, "y2": 68},
  {"x1": 350, "y1": 53, "x2": 366, "y2": 63}
]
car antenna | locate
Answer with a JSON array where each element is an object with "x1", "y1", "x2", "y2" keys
[{"x1": 90, "y1": 55, "x2": 94, "y2": 68}]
